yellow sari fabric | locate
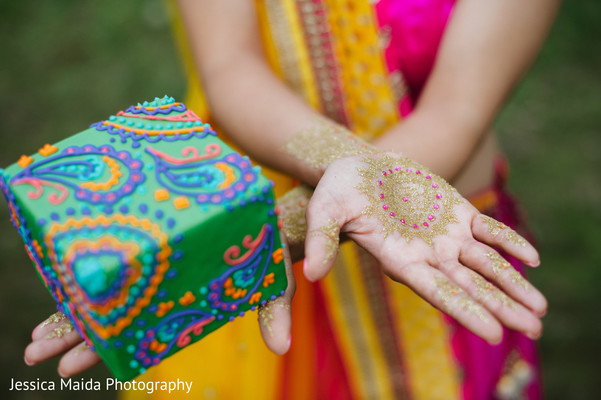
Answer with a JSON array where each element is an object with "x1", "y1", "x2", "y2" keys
[{"x1": 124, "y1": 1, "x2": 463, "y2": 399}]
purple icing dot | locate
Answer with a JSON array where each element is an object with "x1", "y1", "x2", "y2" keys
[
  {"x1": 66, "y1": 208, "x2": 75, "y2": 216},
  {"x1": 280, "y1": 290, "x2": 285, "y2": 296},
  {"x1": 120, "y1": 205, "x2": 129, "y2": 214},
  {"x1": 251, "y1": 306, "x2": 257, "y2": 311},
  {"x1": 240, "y1": 200, "x2": 247, "y2": 207},
  {"x1": 136, "y1": 319, "x2": 146, "y2": 327},
  {"x1": 109, "y1": 137, "x2": 116, "y2": 143},
  {"x1": 167, "y1": 218, "x2": 176, "y2": 229},
  {"x1": 139, "y1": 204, "x2": 148, "y2": 214},
  {"x1": 250, "y1": 196, "x2": 257, "y2": 203},
  {"x1": 173, "y1": 234, "x2": 184, "y2": 243},
  {"x1": 217, "y1": 315, "x2": 224, "y2": 321},
  {"x1": 166, "y1": 269, "x2": 177, "y2": 278},
  {"x1": 114, "y1": 340, "x2": 123, "y2": 348},
  {"x1": 157, "y1": 290, "x2": 167, "y2": 299},
  {"x1": 239, "y1": 311, "x2": 245, "y2": 317},
  {"x1": 82, "y1": 207, "x2": 91, "y2": 215},
  {"x1": 38, "y1": 219, "x2": 46, "y2": 226},
  {"x1": 172, "y1": 250, "x2": 183, "y2": 261},
  {"x1": 226, "y1": 205, "x2": 235, "y2": 212},
  {"x1": 260, "y1": 300, "x2": 267, "y2": 306},
  {"x1": 267, "y1": 199, "x2": 273, "y2": 205},
  {"x1": 125, "y1": 330, "x2": 134, "y2": 338},
  {"x1": 155, "y1": 210, "x2": 164, "y2": 219},
  {"x1": 270, "y1": 295, "x2": 276, "y2": 301},
  {"x1": 104, "y1": 207, "x2": 113, "y2": 214},
  {"x1": 149, "y1": 305, "x2": 158, "y2": 312},
  {"x1": 50, "y1": 213, "x2": 59, "y2": 221},
  {"x1": 132, "y1": 142, "x2": 141, "y2": 148},
  {"x1": 268, "y1": 210, "x2": 275, "y2": 217},
  {"x1": 228, "y1": 316, "x2": 235, "y2": 322}
]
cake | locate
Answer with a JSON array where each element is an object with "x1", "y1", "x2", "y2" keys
[{"x1": 0, "y1": 96, "x2": 287, "y2": 380}]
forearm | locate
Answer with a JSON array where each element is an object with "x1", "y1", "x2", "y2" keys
[
  {"x1": 375, "y1": 0, "x2": 561, "y2": 180},
  {"x1": 178, "y1": 0, "x2": 341, "y2": 187}
]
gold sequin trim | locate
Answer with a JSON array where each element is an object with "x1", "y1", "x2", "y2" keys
[
  {"x1": 41, "y1": 311, "x2": 66, "y2": 327},
  {"x1": 357, "y1": 154, "x2": 461, "y2": 245},
  {"x1": 278, "y1": 184, "x2": 313, "y2": 244},
  {"x1": 284, "y1": 119, "x2": 377, "y2": 170},
  {"x1": 45, "y1": 321, "x2": 74, "y2": 340},
  {"x1": 309, "y1": 219, "x2": 340, "y2": 264},
  {"x1": 435, "y1": 277, "x2": 487, "y2": 321}
]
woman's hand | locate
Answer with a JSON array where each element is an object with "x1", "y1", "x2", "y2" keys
[
  {"x1": 303, "y1": 153, "x2": 547, "y2": 344},
  {"x1": 23, "y1": 234, "x2": 296, "y2": 377}
]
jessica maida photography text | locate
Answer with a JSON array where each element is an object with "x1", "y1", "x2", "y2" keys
[{"x1": 9, "y1": 377, "x2": 193, "y2": 394}]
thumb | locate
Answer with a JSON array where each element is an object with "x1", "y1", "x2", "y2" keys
[
  {"x1": 303, "y1": 191, "x2": 345, "y2": 282},
  {"x1": 258, "y1": 232, "x2": 295, "y2": 355}
]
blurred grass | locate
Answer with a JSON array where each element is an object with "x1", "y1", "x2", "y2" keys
[{"x1": 0, "y1": 1, "x2": 599, "y2": 399}]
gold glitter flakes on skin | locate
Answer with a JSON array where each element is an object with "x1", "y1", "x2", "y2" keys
[
  {"x1": 41, "y1": 311, "x2": 66, "y2": 327},
  {"x1": 277, "y1": 185, "x2": 313, "y2": 244},
  {"x1": 357, "y1": 154, "x2": 461, "y2": 245},
  {"x1": 435, "y1": 277, "x2": 487, "y2": 321},
  {"x1": 470, "y1": 272, "x2": 517, "y2": 310},
  {"x1": 309, "y1": 219, "x2": 340, "y2": 265},
  {"x1": 45, "y1": 321, "x2": 73, "y2": 340},
  {"x1": 505, "y1": 230, "x2": 528, "y2": 247},
  {"x1": 258, "y1": 298, "x2": 291, "y2": 337},
  {"x1": 486, "y1": 251, "x2": 512, "y2": 276},
  {"x1": 284, "y1": 120, "x2": 378, "y2": 170},
  {"x1": 481, "y1": 215, "x2": 507, "y2": 237},
  {"x1": 486, "y1": 252, "x2": 530, "y2": 291},
  {"x1": 74, "y1": 342, "x2": 90, "y2": 355}
]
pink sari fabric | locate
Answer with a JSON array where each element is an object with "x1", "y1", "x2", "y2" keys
[{"x1": 374, "y1": 1, "x2": 542, "y2": 399}]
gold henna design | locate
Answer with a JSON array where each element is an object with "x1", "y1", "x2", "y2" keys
[
  {"x1": 258, "y1": 298, "x2": 291, "y2": 337},
  {"x1": 435, "y1": 277, "x2": 487, "y2": 321},
  {"x1": 309, "y1": 219, "x2": 340, "y2": 265},
  {"x1": 470, "y1": 272, "x2": 517, "y2": 309},
  {"x1": 41, "y1": 311, "x2": 66, "y2": 327},
  {"x1": 486, "y1": 252, "x2": 530, "y2": 291},
  {"x1": 357, "y1": 154, "x2": 461, "y2": 245},
  {"x1": 505, "y1": 230, "x2": 528, "y2": 247},
  {"x1": 277, "y1": 185, "x2": 313, "y2": 244},
  {"x1": 45, "y1": 321, "x2": 73, "y2": 339},
  {"x1": 284, "y1": 120, "x2": 378, "y2": 170},
  {"x1": 481, "y1": 215, "x2": 507, "y2": 237}
]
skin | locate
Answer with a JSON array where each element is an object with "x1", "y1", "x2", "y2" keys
[{"x1": 24, "y1": 0, "x2": 560, "y2": 376}]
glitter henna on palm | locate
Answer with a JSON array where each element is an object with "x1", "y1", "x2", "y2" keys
[{"x1": 358, "y1": 155, "x2": 462, "y2": 245}]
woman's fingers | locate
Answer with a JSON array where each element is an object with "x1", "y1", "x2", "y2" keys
[
  {"x1": 384, "y1": 262, "x2": 503, "y2": 345},
  {"x1": 25, "y1": 318, "x2": 82, "y2": 366},
  {"x1": 459, "y1": 240, "x2": 548, "y2": 317},
  {"x1": 437, "y1": 261, "x2": 543, "y2": 339},
  {"x1": 303, "y1": 189, "x2": 345, "y2": 282},
  {"x1": 473, "y1": 215, "x2": 540, "y2": 267},
  {"x1": 57, "y1": 343, "x2": 102, "y2": 378},
  {"x1": 258, "y1": 233, "x2": 296, "y2": 355}
]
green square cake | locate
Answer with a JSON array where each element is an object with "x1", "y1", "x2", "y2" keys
[{"x1": 0, "y1": 96, "x2": 287, "y2": 380}]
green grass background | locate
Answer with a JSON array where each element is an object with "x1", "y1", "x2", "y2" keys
[{"x1": 0, "y1": 1, "x2": 599, "y2": 399}]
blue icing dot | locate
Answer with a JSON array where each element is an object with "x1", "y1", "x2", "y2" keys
[
  {"x1": 217, "y1": 315, "x2": 224, "y2": 321},
  {"x1": 155, "y1": 210, "x2": 164, "y2": 219},
  {"x1": 176, "y1": 122, "x2": 184, "y2": 129},
  {"x1": 200, "y1": 300, "x2": 207, "y2": 307},
  {"x1": 125, "y1": 330, "x2": 134, "y2": 338},
  {"x1": 120, "y1": 205, "x2": 129, "y2": 214},
  {"x1": 157, "y1": 290, "x2": 167, "y2": 298},
  {"x1": 114, "y1": 340, "x2": 123, "y2": 348},
  {"x1": 135, "y1": 330, "x2": 144, "y2": 339},
  {"x1": 199, "y1": 287, "x2": 207, "y2": 295},
  {"x1": 238, "y1": 311, "x2": 245, "y2": 317},
  {"x1": 126, "y1": 344, "x2": 136, "y2": 354},
  {"x1": 104, "y1": 207, "x2": 113, "y2": 214},
  {"x1": 109, "y1": 137, "x2": 116, "y2": 143},
  {"x1": 149, "y1": 304, "x2": 158, "y2": 312},
  {"x1": 270, "y1": 295, "x2": 276, "y2": 301},
  {"x1": 211, "y1": 309, "x2": 218, "y2": 315},
  {"x1": 118, "y1": 117, "x2": 126, "y2": 123},
  {"x1": 145, "y1": 124, "x2": 153, "y2": 130},
  {"x1": 50, "y1": 213, "x2": 59, "y2": 221},
  {"x1": 136, "y1": 122, "x2": 144, "y2": 129},
  {"x1": 109, "y1": 115, "x2": 117, "y2": 121},
  {"x1": 132, "y1": 142, "x2": 141, "y2": 149},
  {"x1": 166, "y1": 124, "x2": 173, "y2": 130},
  {"x1": 130, "y1": 360, "x2": 139, "y2": 369},
  {"x1": 127, "y1": 120, "x2": 135, "y2": 126},
  {"x1": 172, "y1": 250, "x2": 183, "y2": 261},
  {"x1": 136, "y1": 319, "x2": 146, "y2": 327},
  {"x1": 251, "y1": 306, "x2": 257, "y2": 311},
  {"x1": 166, "y1": 269, "x2": 177, "y2": 279},
  {"x1": 167, "y1": 218, "x2": 176, "y2": 229},
  {"x1": 268, "y1": 210, "x2": 275, "y2": 217},
  {"x1": 139, "y1": 204, "x2": 148, "y2": 214},
  {"x1": 228, "y1": 316, "x2": 235, "y2": 322},
  {"x1": 38, "y1": 218, "x2": 46, "y2": 226}
]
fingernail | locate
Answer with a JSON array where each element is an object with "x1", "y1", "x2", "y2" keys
[
  {"x1": 24, "y1": 356, "x2": 35, "y2": 366},
  {"x1": 526, "y1": 260, "x2": 541, "y2": 267},
  {"x1": 287, "y1": 334, "x2": 292, "y2": 348}
]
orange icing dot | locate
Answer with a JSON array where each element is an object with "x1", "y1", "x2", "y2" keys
[
  {"x1": 263, "y1": 273, "x2": 275, "y2": 288},
  {"x1": 272, "y1": 248, "x2": 284, "y2": 264},
  {"x1": 18, "y1": 155, "x2": 33, "y2": 168},
  {"x1": 174, "y1": 196, "x2": 190, "y2": 210},
  {"x1": 178, "y1": 291, "x2": 196, "y2": 306},
  {"x1": 38, "y1": 144, "x2": 58, "y2": 157},
  {"x1": 154, "y1": 188, "x2": 170, "y2": 202}
]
